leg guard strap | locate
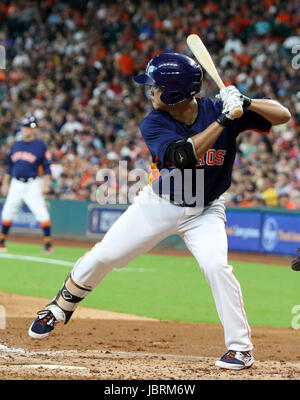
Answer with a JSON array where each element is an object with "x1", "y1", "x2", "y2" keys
[{"x1": 48, "y1": 273, "x2": 92, "y2": 324}]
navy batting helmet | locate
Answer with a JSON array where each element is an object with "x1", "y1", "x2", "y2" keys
[
  {"x1": 133, "y1": 53, "x2": 203, "y2": 105},
  {"x1": 21, "y1": 115, "x2": 37, "y2": 128}
]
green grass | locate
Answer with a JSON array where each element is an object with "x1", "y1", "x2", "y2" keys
[{"x1": 0, "y1": 241, "x2": 297, "y2": 328}]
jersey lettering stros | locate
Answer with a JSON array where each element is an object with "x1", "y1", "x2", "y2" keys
[
  {"x1": 196, "y1": 149, "x2": 226, "y2": 166},
  {"x1": 140, "y1": 97, "x2": 272, "y2": 206},
  {"x1": 7, "y1": 139, "x2": 51, "y2": 179}
]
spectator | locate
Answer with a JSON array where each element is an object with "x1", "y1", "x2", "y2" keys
[
  {"x1": 261, "y1": 176, "x2": 279, "y2": 207},
  {"x1": 292, "y1": 193, "x2": 300, "y2": 209},
  {"x1": 60, "y1": 115, "x2": 84, "y2": 135},
  {"x1": 238, "y1": 185, "x2": 256, "y2": 207},
  {"x1": 278, "y1": 193, "x2": 297, "y2": 209},
  {"x1": 275, "y1": 172, "x2": 293, "y2": 195},
  {"x1": 224, "y1": 33, "x2": 243, "y2": 54}
]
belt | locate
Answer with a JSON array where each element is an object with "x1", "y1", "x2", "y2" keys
[
  {"x1": 160, "y1": 194, "x2": 214, "y2": 208},
  {"x1": 16, "y1": 177, "x2": 36, "y2": 183},
  {"x1": 160, "y1": 194, "x2": 196, "y2": 208}
]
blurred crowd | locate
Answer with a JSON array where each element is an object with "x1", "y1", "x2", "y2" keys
[{"x1": 0, "y1": 0, "x2": 299, "y2": 208}]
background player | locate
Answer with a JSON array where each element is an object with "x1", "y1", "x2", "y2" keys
[
  {"x1": 291, "y1": 248, "x2": 300, "y2": 271},
  {"x1": 28, "y1": 53, "x2": 290, "y2": 370},
  {"x1": 0, "y1": 116, "x2": 53, "y2": 253}
]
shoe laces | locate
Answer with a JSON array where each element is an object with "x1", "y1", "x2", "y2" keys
[
  {"x1": 224, "y1": 350, "x2": 237, "y2": 359},
  {"x1": 240, "y1": 351, "x2": 252, "y2": 360},
  {"x1": 37, "y1": 310, "x2": 57, "y2": 327},
  {"x1": 223, "y1": 350, "x2": 252, "y2": 360}
]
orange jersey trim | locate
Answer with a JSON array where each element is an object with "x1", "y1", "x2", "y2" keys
[
  {"x1": 238, "y1": 128, "x2": 272, "y2": 135},
  {"x1": 149, "y1": 162, "x2": 161, "y2": 186}
]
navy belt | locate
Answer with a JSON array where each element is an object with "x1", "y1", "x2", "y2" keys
[
  {"x1": 160, "y1": 194, "x2": 213, "y2": 208},
  {"x1": 16, "y1": 177, "x2": 36, "y2": 183},
  {"x1": 160, "y1": 194, "x2": 196, "y2": 207}
]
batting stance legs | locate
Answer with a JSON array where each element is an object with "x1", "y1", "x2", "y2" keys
[
  {"x1": 29, "y1": 185, "x2": 253, "y2": 353},
  {"x1": 180, "y1": 212, "x2": 252, "y2": 351}
]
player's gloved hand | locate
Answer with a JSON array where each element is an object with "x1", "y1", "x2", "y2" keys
[
  {"x1": 217, "y1": 85, "x2": 241, "y2": 102},
  {"x1": 223, "y1": 96, "x2": 243, "y2": 119},
  {"x1": 216, "y1": 97, "x2": 243, "y2": 127},
  {"x1": 216, "y1": 85, "x2": 251, "y2": 109}
]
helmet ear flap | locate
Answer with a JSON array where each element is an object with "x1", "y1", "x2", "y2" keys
[
  {"x1": 192, "y1": 73, "x2": 203, "y2": 93},
  {"x1": 160, "y1": 89, "x2": 182, "y2": 105}
]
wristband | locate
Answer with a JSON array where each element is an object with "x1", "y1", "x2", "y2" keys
[
  {"x1": 216, "y1": 113, "x2": 233, "y2": 127},
  {"x1": 243, "y1": 96, "x2": 251, "y2": 108}
]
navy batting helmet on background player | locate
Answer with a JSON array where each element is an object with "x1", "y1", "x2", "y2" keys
[
  {"x1": 0, "y1": 116, "x2": 53, "y2": 253},
  {"x1": 28, "y1": 53, "x2": 291, "y2": 370}
]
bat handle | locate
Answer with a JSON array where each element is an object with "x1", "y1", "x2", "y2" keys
[{"x1": 232, "y1": 107, "x2": 244, "y2": 118}]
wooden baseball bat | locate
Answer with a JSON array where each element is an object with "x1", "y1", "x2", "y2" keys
[{"x1": 186, "y1": 34, "x2": 243, "y2": 118}]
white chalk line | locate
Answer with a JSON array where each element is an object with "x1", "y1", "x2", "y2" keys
[
  {"x1": 0, "y1": 344, "x2": 26, "y2": 354},
  {"x1": 0, "y1": 344, "x2": 89, "y2": 372},
  {"x1": 0, "y1": 364, "x2": 87, "y2": 371},
  {"x1": 0, "y1": 253, "x2": 74, "y2": 267},
  {"x1": 1, "y1": 343, "x2": 300, "y2": 368},
  {"x1": 0, "y1": 253, "x2": 153, "y2": 272}
]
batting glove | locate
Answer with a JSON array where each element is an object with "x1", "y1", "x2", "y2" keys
[
  {"x1": 224, "y1": 97, "x2": 244, "y2": 119},
  {"x1": 216, "y1": 98, "x2": 241, "y2": 126},
  {"x1": 216, "y1": 85, "x2": 252, "y2": 109}
]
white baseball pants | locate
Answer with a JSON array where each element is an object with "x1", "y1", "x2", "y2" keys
[
  {"x1": 72, "y1": 185, "x2": 253, "y2": 351},
  {"x1": 1, "y1": 177, "x2": 50, "y2": 223}
]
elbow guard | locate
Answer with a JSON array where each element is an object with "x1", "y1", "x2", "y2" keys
[{"x1": 164, "y1": 138, "x2": 198, "y2": 169}]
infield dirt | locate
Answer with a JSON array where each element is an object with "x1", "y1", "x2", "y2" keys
[
  {"x1": 0, "y1": 235, "x2": 298, "y2": 380},
  {"x1": 1, "y1": 291, "x2": 300, "y2": 380}
]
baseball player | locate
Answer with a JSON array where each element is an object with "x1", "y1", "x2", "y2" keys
[
  {"x1": 28, "y1": 53, "x2": 290, "y2": 369},
  {"x1": 0, "y1": 116, "x2": 53, "y2": 253}
]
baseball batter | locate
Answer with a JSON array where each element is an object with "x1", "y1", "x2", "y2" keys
[
  {"x1": 0, "y1": 116, "x2": 53, "y2": 253},
  {"x1": 28, "y1": 53, "x2": 290, "y2": 369}
]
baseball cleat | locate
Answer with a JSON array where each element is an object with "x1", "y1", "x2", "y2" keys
[
  {"x1": 28, "y1": 310, "x2": 59, "y2": 339},
  {"x1": 215, "y1": 350, "x2": 254, "y2": 370},
  {"x1": 43, "y1": 248, "x2": 53, "y2": 254},
  {"x1": 0, "y1": 243, "x2": 7, "y2": 252},
  {"x1": 43, "y1": 243, "x2": 53, "y2": 254}
]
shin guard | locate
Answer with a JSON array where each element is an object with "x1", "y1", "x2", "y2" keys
[{"x1": 48, "y1": 273, "x2": 92, "y2": 323}]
